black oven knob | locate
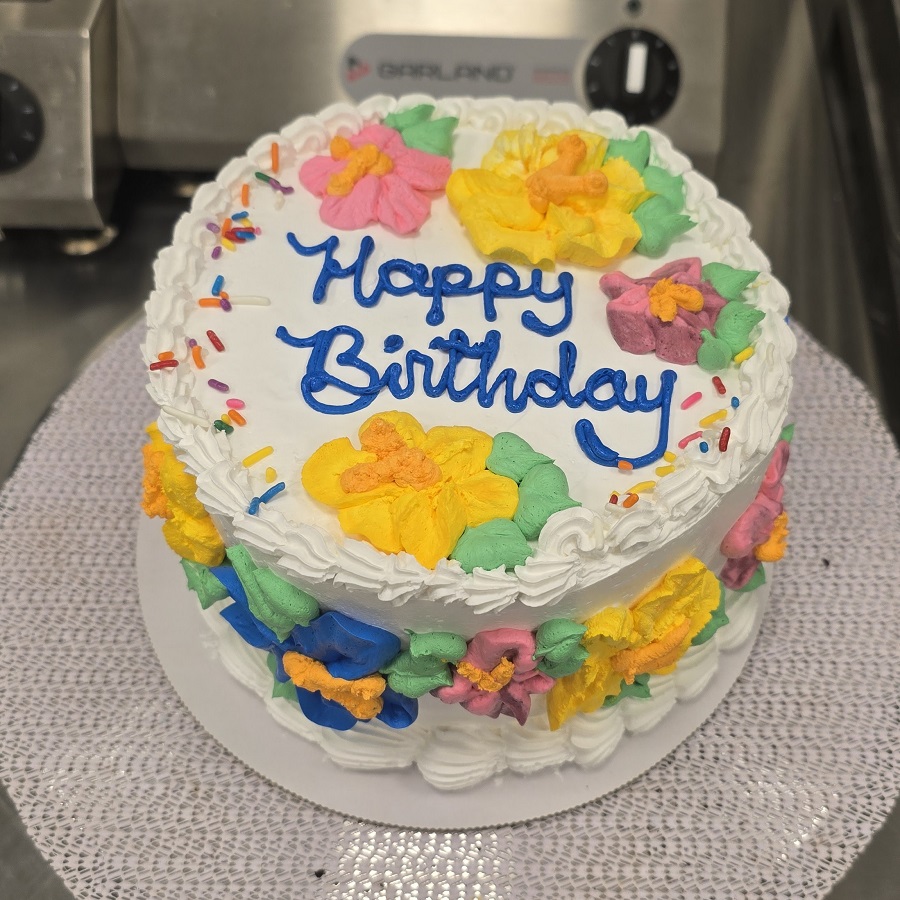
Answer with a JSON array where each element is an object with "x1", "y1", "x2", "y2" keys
[
  {"x1": 0, "y1": 73, "x2": 44, "y2": 173},
  {"x1": 584, "y1": 29, "x2": 679, "y2": 124}
]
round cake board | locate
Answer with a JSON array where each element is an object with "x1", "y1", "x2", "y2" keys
[{"x1": 137, "y1": 515, "x2": 768, "y2": 829}]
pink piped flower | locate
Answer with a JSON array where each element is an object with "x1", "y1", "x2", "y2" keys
[
  {"x1": 601, "y1": 258, "x2": 727, "y2": 365},
  {"x1": 720, "y1": 439, "x2": 790, "y2": 589},
  {"x1": 432, "y1": 628, "x2": 554, "y2": 726},
  {"x1": 299, "y1": 124, "x2": 451, "y2": 236}
]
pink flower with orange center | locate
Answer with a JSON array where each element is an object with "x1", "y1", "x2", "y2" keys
[{"x1": 299, "y1": 124, "x2": 452, "y2": 235}]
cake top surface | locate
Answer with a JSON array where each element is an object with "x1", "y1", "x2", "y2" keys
[{"x1": 144, "y1": 95, "x2": 794, "y2": 621}]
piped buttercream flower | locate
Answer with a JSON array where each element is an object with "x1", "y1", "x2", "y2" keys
[
  {"x1": 546, "y1": 558, "x2": 721, "y2": 729},
  {"x1": 720, "y1": 439, "x2": 790, "y2": 589},
  {"x1": 433, "y1": 628, "x2": 554, "y2": 725},
  {"x1": 141, "y1": 423, "x2": 224, "y2": 566},
  {"x1": 600, "y1": 258, "x2": 727, "y2": 365},
  {"x1": 299, "y1": 123, "x2": 451, "y2": 235},
  {"x1": 283, "y1": 611, "x2": 416, "y2": 730},
  {"x1": 301, "y1": 411, "x2": 518, "y2": 569},
  {"x1": 446, "y1": 126, "x2": 650, "y2": 269}
]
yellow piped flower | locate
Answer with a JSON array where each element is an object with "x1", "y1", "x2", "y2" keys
[
  {"x1": 301, "y1": 411, "x2": 519, "y2": 569},
  {"x1": 446, "y1": 126, "x2": 650, "y2": 269},
  {"x1": 546, "y1": 558, "x2": 721, "y2": 730},
  {"x1": 282, "y1": 652, "x2": 385, "y2": 720},
  {"x1": 141, "y1": 423, "x2": 225, "y2": 566}
]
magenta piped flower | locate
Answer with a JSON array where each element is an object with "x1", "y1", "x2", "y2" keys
[
  {"x1": 601, "y1": 258, "x2": 727, "y2": 365},
  {"x1": 720, "y1": 439, "x2": 790, "y2": 589},
  {"x1": 298, "y1": 124, "x2": 452, "y2": 235},
  {"x1": 432, "y1": 628, "x2": 554, "y2": 726}
]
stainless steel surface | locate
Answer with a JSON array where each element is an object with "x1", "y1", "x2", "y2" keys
[
  {"x1": 116, "y1": 0, "x2": 725, "y2": 172},
  {"x1": 0, "y1": 2, "x2": 898, "y2": 897},
  {"x1": 0, "y1": 0, "x2": 119, "y2": 228}
]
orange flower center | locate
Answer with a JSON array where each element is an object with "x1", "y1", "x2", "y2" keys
[
  {"x1": 610, "y1": 618, "x2": 692, "y2": 683},
  {"x1": 754, "y1": 511, "x2": 789, "y2": 562},
  {"x1": 456, "y1": 657, "x2": 517, "y2": 692},
  {"x1": 647, "y1": 278, "x2": 704, "y2": 322},
  {"x1": 326, "y1": 136, "x2": 394, "y2": 196},
  {"x1": 282, "y1": 652, "x2": 385, "y2": 720},
  {"x1": 525, "y1": 134, "x2": 608, "y2": 215},
  {"x1": 340, "y1": 417, "x2": 442, "y2": 493}
]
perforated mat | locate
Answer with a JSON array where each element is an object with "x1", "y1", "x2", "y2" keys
[{"x1": 1, "y1": 322, "x2": 898, "y2": 899}]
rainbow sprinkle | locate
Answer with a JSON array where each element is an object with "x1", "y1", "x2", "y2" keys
[
  {"x1": 678, "y1": 431, "x2": 703, "y2": 449},
  {"x1": 712, "y1": 375, "x2": 726, "y2": 395},
  {"x1": 161, "y1": 404, "x2": 209, "y2": 427},
  {"x1": 699, "y1": 409, "x2": 728, "y2": 428},
  {"x1": 213, "y1": 419, "x2": 234, "y2": 435},
  {"x1": 243, "y1": 446, "x2": 274, "y2": 467},
  {"x1": 208, "y1": 378, "x2": 229, "y2": 392},
  {"x1": 271, "y1": 142, "x2": 280, "y2": 174},
  {"x1": 655, "y1": 464, "x2": 675, "y2": 477},
  {"x1": 680, "y1": 391, "x2": 702, "y2": 410},
  {"x1": 622, "y1": 493, "x2": 639, "y2": 509},
  {"x1": 617, "y1": 459, "x2": 633, "y2": 471},
  {"x1": 226, "y1": 398, "x2": 245, "y2": 410},
  {"x1": 731, "y1": 396, "x2": 740, "y2": 409},
  {"x1": 228, "y1": 409, "x2": 247, "y2": 427},
  {"x1": 663, "y1": 450, "x2": 677, "y2": 463},
  {"x1": 211, "y1": 246, "x2": 223, "y2": 260},
  {"x1": 699, "y1": 441, "x2": 709, "y2": 453},
  {"x1": 191, "y1": 345, "x2": 205, "y2": 369},
  {"x1": 609, "y1": 492, "x2": 619, "y2": 505},
  {"x1": 241, "y1": 183, "x2": 250, "y2": 206},
  {"x1": 719, "y1": 427, "x2": 731, "y2": 452},
  {"x1": 734, "y1": 346, "x2": 755, "y2": 364},
  {"x1": 248, "y1": 481, "x2": 286, "y2": 516},
  {"x1": 149, "y1": 359, "x2": 178, "y2": 371},
  {"x1": 227, "y1": 295, "x2": 271, "y2": 307},
  {"x1": 627, "y1": 480, "x2": 656, "y2": 494},
  {"x1": 207, "y1": 330, "x2": 225, "y2": 352},
  {"x1": 265, "y1": 467, "x2": 277, "y2": 483},
  {"x1": 211, "y1": 275, "x2": 224, "y2": 296}
]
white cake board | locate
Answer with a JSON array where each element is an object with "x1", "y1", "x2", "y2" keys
[{"x1": 137, "y1": 515, "x2": 767, "y2": 829}]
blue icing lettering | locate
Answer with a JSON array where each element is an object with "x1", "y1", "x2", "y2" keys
[
  {"x1": 275, "y1": 324, "x2": 677, "y2": 468},
  {"x1": 286, "y1": 232, "x2": 572, "y2": 337}
]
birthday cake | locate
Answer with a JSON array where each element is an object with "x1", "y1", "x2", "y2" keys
[{"x1": 142, "y1": 95, "x2": 794, "y2": 790}]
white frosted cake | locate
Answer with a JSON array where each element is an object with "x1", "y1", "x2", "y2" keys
[{"x1": 142, "y1": 95, "x2": 794, "y2": 790}]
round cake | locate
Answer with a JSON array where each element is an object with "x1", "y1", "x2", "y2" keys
[{"x1": 142, "y1": 95, "x2": 794, "y2": 790}]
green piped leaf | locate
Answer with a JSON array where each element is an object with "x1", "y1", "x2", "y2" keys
[
  {"x1": 267, "y1": 653, "x2": 298, "y2": 703},
  {"x1": 715, "y1": 300, "x2": 765, "y2": 355},
  {"x1": 513, "y1": 463, "x2": 580, "y2": 541},
  {"x1": 692, "y1": 585, "x2": 729, "y2": 646},
  {"x1": 603, "y1": 674, "x2": 651, "y2": 707},
  {"x1": 780, "y1": 423, "x2": 795, "y2": 443},
  {"x1": 486, "y1": 432, "x2": 553, "y2": 483},
  {"x1": 382, "y1": 651, "x2": 455, "y2": 698},
  {"x1": 180, "y1": 558, "x2": 229, "y2": 610},
  {"x1": 633, "y1": 195, "x2": 695, "y2": 257},
  {"x1": 701, "y1": 262, "x2": 759, "y2": 302},
  {"x1": 450, "y1": 518, "x2": 533, "y2": 574},
  {"x1": 641, "y1": 165, "x2": 685, "y2": 211},
  {"x1": 733, "y1": 563, "x2": 767, "y2": 593},
  {"x1": 604, "y1": 130, "x2": 651, "y2": 173},
  {"x1": 383, "y1": 104, "x2": 435, "y2": 130},
  {"x1": 384, "y1": 104, "x2": 458, "y2": 157},
  {"x1": 226, "y1": 545, "x2": 320, "y2": 642},
  {"x1": 535, "y1": 618, "x2": 588, "y2": 678},
  {"x1": 408, "y1": 630, "x2": 467, "y2": 664},
  {"x1": 697, "y1": 329, "x2": 732, "y2": 373}
]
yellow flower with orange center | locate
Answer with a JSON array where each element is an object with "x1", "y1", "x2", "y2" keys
[
  {"x1": 301, "y1": 411, "x2": 519, "y2": 569},
  {"x1": 546, "y1": 558, "x2": 721, "y2": 730},
  {"x1": 141, "y1": 423, "x2": 224, "y2": 566},
  {"x1": 446, "y1": 126, "x2": 651, "y2": 269}
]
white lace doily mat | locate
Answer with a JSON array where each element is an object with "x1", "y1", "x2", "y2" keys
[{"x1": 1, "y1": 321, "x2": 898, "y2": 899}]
